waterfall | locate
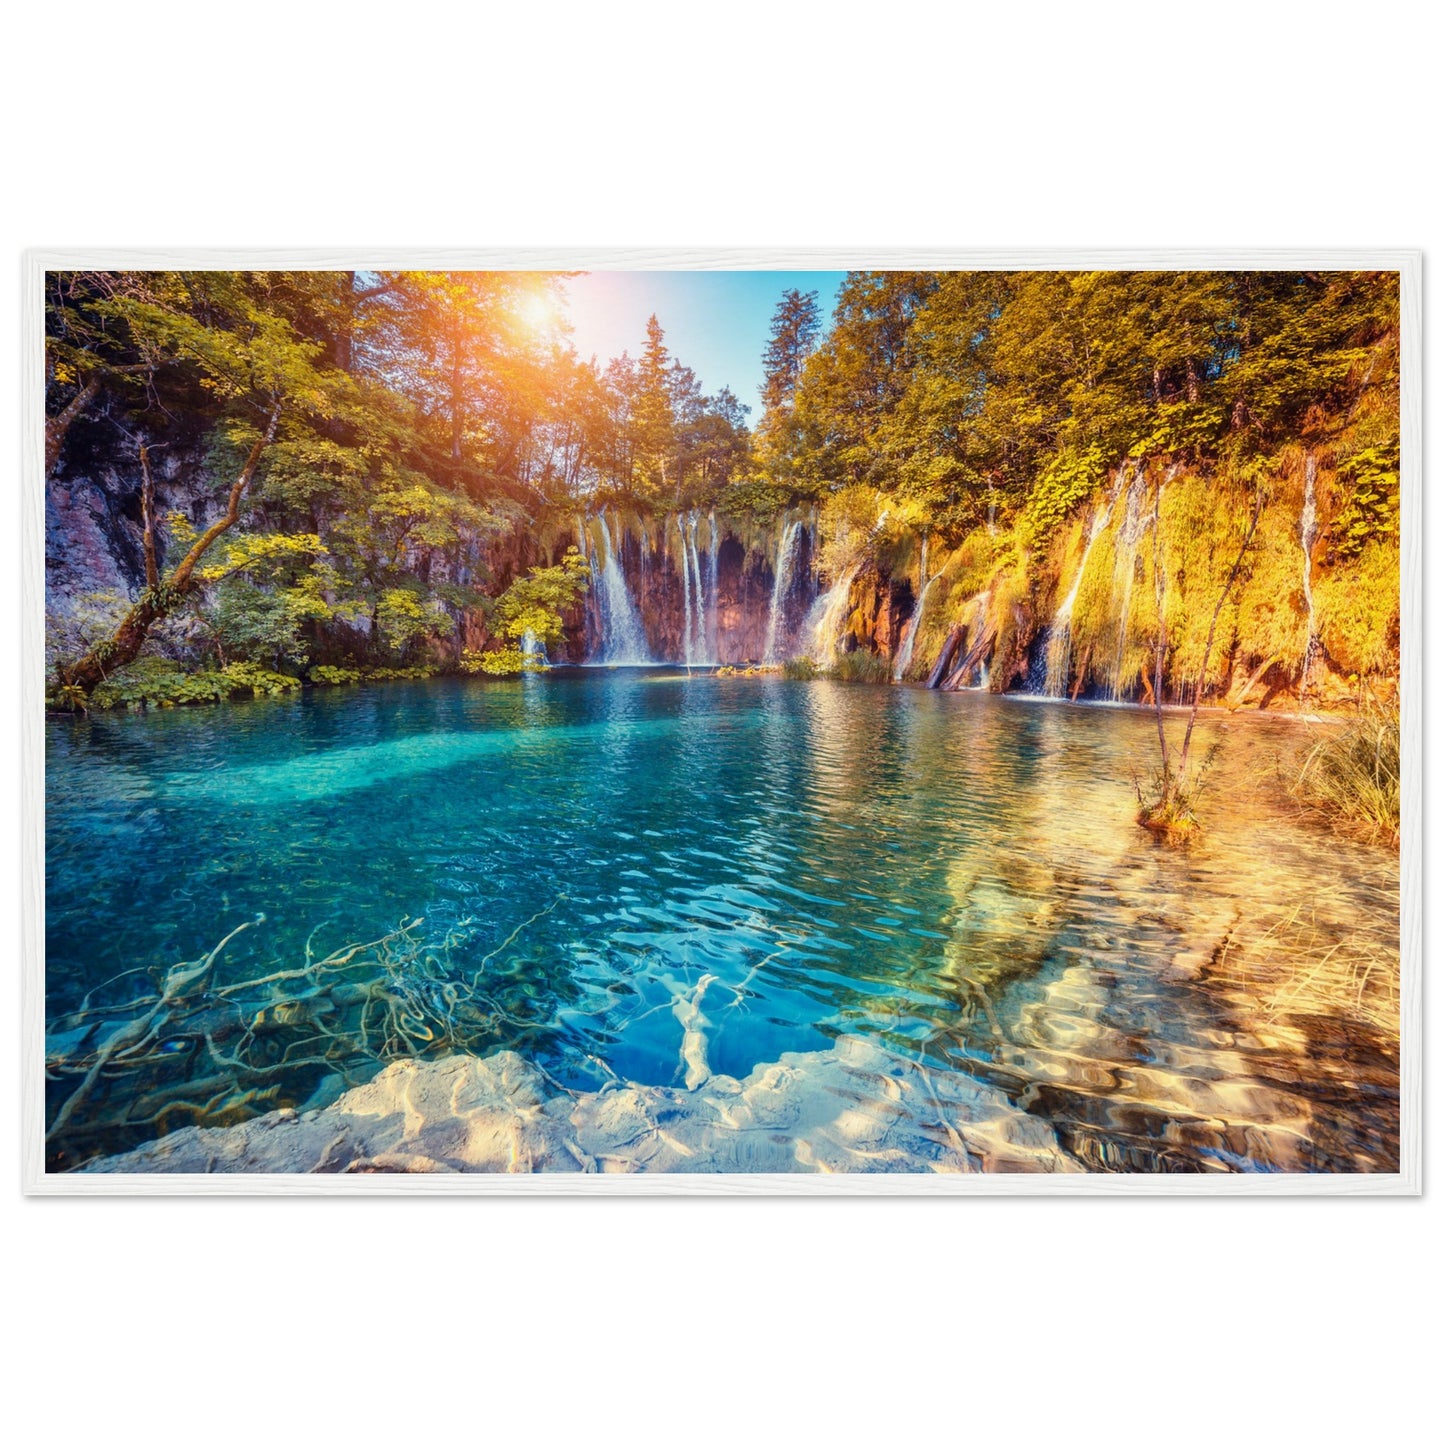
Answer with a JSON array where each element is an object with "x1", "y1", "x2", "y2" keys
[
  {"x1": 673, "y1": 512, "x2": 711, "y2": 665},
  {"x1": 520, "y1": 629, "x2": 547, "y2": 668},
  {"x1": 1300, "y1": 454, "x2": 1319, "y2": 693},
  {"x1": 687, "y1": 513, "x2": 708, "y2": 662},
  {"x1": 592, "y1": 512, "x2": 652, "y2": 664},
  {"x1": 805, "y1": 563, "x2": 861, "y2": 666},
  {"x1": 762, "y1": 518, "x2": 804, "y2": 662},
  {"x1": 1106, "y1": 462, "x2": 1150, "y2": 700},
  {"x1": 676, "y1": 515, "x2": 693, "y2": 665},
  {"x1": 705, "y1": 511, "x2": 719, "y2": 658},
  {"x1": 892, "y1": 534, "x2": 934, "y2": 682},
  {"x1": 1040, "y1": 469, "x2": 1127, "y2": 697},
  {"x1": 805, "y1": 510, "x2": 888, "y2": 667}
]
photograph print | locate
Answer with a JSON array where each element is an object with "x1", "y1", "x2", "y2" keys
[{"x1": 34, "y1": 259, "x2": 1414, "y2": 1187}]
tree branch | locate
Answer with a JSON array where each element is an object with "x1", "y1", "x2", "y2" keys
[
  {"x1": 139, "y1": 445, "x2": 160, "y2": 590},
  {"x1": 169, "y1": 403, "x2": 282, "y2": 591}
]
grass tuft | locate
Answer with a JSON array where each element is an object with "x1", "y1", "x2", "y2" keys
[{"x1": 1292, "y1": 700, "x2": 1400, "y2": 849}]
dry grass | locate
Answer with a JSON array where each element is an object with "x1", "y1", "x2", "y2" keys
[
  {"x1": 1219, "y1": 891, "x2": 1400, "y2": 1035},
  {"x1": 1292, "y1": 700, "x2": 1400, "y2": 849}
]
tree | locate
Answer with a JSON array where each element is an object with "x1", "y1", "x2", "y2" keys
[
  {"x1": 761, "y1": 289, "x2": 821, "y2": 412},
  {"x1": 629, "y1": 314, "x2": 676, "y2": 497},
  {"x1": 461, "y1": 547, "x2": 590, "y2": 675},
  {"x1": 755, "y1": 288, "x2": 821, "y2": 493},
  {"x1": 53, "y1": 273, "x2": 348, "y2": 694}
]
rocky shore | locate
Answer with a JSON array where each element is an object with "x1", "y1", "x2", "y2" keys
[{"x1": 82, "y1": 1036, "x2": 1080, "y2": 1175}]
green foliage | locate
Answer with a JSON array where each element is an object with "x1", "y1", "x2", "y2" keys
[
  {"x1": 460, "y1": 646, "x2": 540, "y2": 676},
  {"x1": 375, "y1": 586, "x2": 453, "y2": 657},
  {"x1": 716, "y1": 477, "x2": 792, "y2": 525},
  {"x1": 493, "y1": 547, "x2": 590, "y2": 647},
  {"x1": 1021, "y1": 445, "x2": 1108, "y2": 546},
  {"x1": 208, "y1": 578, "x2": 311, "y2": 669},
  {"x1": 307, "y1": 664, "x2": 439, "y2": 685},
  {"x1": 782, "y1": 656, "x2": 819, "y2": 680},
  {"x1": 90, "y1": 658, "x2": 301, "y2": 710}
]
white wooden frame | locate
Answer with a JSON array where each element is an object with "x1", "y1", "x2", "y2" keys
[{"x1": 21, "y1": 248, "x2": 1423, "y2": 1196}]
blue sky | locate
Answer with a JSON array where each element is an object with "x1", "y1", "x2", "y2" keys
[{"x1": 560, "y1": 271, "x2": 846, "y2": 420}]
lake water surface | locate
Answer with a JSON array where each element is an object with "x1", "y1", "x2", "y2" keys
[{"x1": 45, "y1": 672, "x2": 1401, "y2": 1172}]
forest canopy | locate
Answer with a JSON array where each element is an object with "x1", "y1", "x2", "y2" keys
[{"x1": 44, "y1": 267, "x2": 1399, "y2": 699}]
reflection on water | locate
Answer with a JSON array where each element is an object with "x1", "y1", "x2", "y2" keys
[{"x1": 45, "y1": 673, "x2": 1400, "y2": 1173}]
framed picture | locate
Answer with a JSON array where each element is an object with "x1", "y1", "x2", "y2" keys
[{"x1": 23, "y1": 249, "x2": 1421, "y2": 1194}]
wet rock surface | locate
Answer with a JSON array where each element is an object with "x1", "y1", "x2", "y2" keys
[{"x1": 83, "y1": 1038, "x2": 1082, "y2": 1175}]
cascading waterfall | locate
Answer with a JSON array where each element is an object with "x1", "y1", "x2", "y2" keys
[
  {"x1": 676, "y1": 515, "x2": 694, "y2": 665},
  {"x1": 892, "y1": 534, "x2": 934, "y2": 682},
  {"x1": 1105, "y1": 462, "x2": 1150, "y2": 700},
  {"x1": 1299, "y1": 454, "x2": 1319, "y2": 695},
  {"x1": 591, "y1": 512, "x2": 653, "y2": 664},
  {"x1": 686, "y1": 513, "x2": 708, "y2": 663},
  {"x1": 520, "y1": 629, "x2": 547, "y2": 668},
  {"x1": 968, "y1": 590, "x2": 992, "y2": 688},
  {"x1": 762, "y1": 518, "x2": 804, "y2": 662},
  {"x1": 805, "y1": 563, "x2": 861, "y2": 667},
  {"x1": 806, "y1": 510, "x2": 889, "y2": 667},
  {"x1": 1040, "y1": 470, "x2": 1127, "y2": 697}
]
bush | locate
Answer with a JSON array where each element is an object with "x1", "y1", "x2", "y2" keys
[
  {"x1": 88, "y1": 659, "x2": 301, "y2": 710},
  {"x1": 311, "y1": 664, "x2": 439, "y2": 685},
  {"x1": 308, "y1": 665, "x2": 363, "y2": 686},
  {"x1": 459, "y1": 647, "x2": 541, "y2": 677},
  {"x1": 829, "y1": 650, "x2": 889, "y2": 684},
  {"x1": 782, "y1": 656, "x2": 819, "y2": 680},
  {"x1": 1292, "y1": 700, "x2": 1400, "y2": 848}
]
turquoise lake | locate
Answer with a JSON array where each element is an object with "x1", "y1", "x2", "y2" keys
[{"x1": 45, "y1": 672, "x2": 1401, "y2": 1172}]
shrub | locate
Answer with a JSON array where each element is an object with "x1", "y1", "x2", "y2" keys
[
  {"x1": 459, "y1": 647, "x2": 541, "y2": 677},
  {"x1": 1292, "y1": 700, "x2": 1400, "y2": 848},
  {"x1": 782, "y1": 656, "x2": 819, "y2": 680},
  {"x1": 830, "y1": 650, "x2": 889, "y2": 684},
  {"x1": 89, "y1": 659, "x2": 301, "y2": 710},
  {"x1": 308, "y1": 665, "x2": 363, "y2": 686}
]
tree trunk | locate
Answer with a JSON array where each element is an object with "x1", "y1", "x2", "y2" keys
[
  {"x1": 45, "y1": 377, "x2": 101, "y2": 478},
  {"x1": 926, "y1": 623, "x2": 965, "y2": 689},
  {"x1": 58, "y1": 405, "x2": 281, "y2": 693},
  {"x1": 1225, "y1": 652, "x2": 1278, "y2": 712},
  {"x1": 139, "y1": 445, "x2": 160, "y2": 590}
]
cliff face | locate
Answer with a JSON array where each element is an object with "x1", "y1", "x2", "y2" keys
[
  {"x1": 48, "y1": 453, "x2": 1398, "y2": 711},
  {"x1": 561, "y1": 451, "x2": 1398, "y2": 712},
  {"x1": 46, "y1": 444, "x2": 210, "y2": 611},
  {"x1": 568, "y1": 513, "x2": 823, "y2": 666}
]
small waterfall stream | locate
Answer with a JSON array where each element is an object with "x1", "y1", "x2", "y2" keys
[
  {"x1": 676, "y1": 515, "x2": 694, "y2": 664},
  {"x1": 592, "y1": 513, "x2": 652, "y2": 664},
  {"x1": 1040, "y1": 468, "x2": 1128, "y2": 697},
  {"x1": 805, "y1": 563, "x2": 861, "y2": 666},
  {"x1": 686, "y1": 513, "x2": 708, "y2": 663},
  {"x1": 763, "y1": 518, "x2": 804, "y2": 663},
  {"x1": 892, "y1": 534, "x2": 934, "y2": 682},
  {"x1": 1105, "y1": 462, "x2": 1150, "y2": 699}
]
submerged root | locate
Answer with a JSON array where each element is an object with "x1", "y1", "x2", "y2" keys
[{"x1": 44, "y1": 897, "x2": 567, "y2": 1170}]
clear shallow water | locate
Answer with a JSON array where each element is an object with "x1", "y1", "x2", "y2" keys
[{"x1": 45, "y1": 673, "x2": 1400, "y2": 1172}]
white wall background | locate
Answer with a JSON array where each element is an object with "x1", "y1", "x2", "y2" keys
[{"x1": 2, "y1": 5, "x2": 1438, "y2": 1441}]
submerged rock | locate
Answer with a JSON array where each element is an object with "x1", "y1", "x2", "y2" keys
[{"x1": 82, "y1": 1038, "x2": 1081, "y2": 1176}]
